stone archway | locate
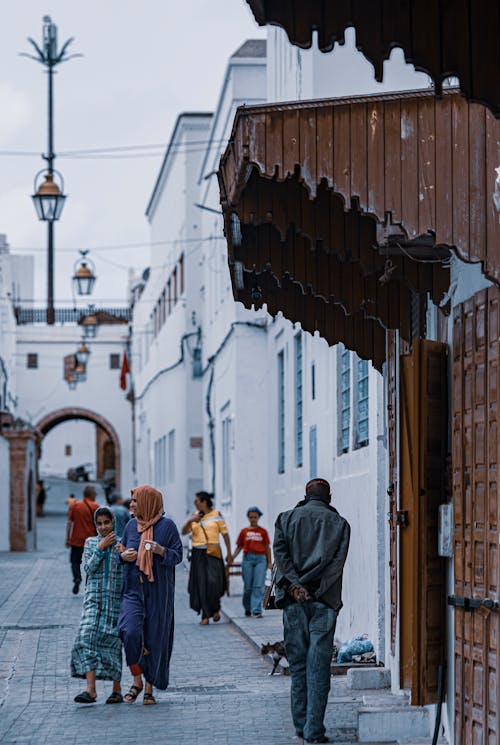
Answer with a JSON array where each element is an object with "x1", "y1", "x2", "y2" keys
[{"x1": 36, "y1": 407, "x2": 121, "y2": 490}]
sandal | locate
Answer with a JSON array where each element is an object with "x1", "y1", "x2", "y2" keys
[
  {"x1": 123, "y1": 684, "x2": 143, "y2": 703},
  {"x1": 143, "y1": 692, "x2": 157, "y2": 705},
  {"x1": 74, "y1": 691, "x2": 97, "y2": 704},
  {"x1": 200, "y1": 618, "x2": 209, "y2": 625},
  {"x1": 212, "y1": 612, "x2": 221, "y2": 623},
  {"x1": 105, "y1": 691, "x2": 123, "y2": 704}
]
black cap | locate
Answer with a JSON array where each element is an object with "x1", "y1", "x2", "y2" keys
[{"x1": 305, "y1": 478, "x2": 331, "y2": 501}]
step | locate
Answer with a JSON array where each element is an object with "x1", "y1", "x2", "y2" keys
[
  {"x1": 358, "y1": 706, "x2": 430, "y2": 743},
  {"x1": 346, "y1": 666, "x2": 391, "y2": 690}
]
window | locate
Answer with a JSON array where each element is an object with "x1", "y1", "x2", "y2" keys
[
  {"x1": 110, "y1": 354, "x2": 120, "y2": 370},
  {"x1": 167, "y1": 279, "x2": 172, "y2": 315},
  {"x1": 309, "y1": 426, "x2": 317, "y2": 479},
  {"x1": 339, "y1": 346, "x2": 351, "y2": 454},
  {"x1": 172, "y1": 267, "x2": 178, "y2": 305},
  {"x1": 354, "y1": 357, "x2": 369, "y2": 448},
  {"x1": 294, "y1": 333, "x2": 303, "y2": 467},
  {"x1": 168, "y1": 429, "x2": 175, "y2": 482},
  {"x1": 179, "y1": 254, "x2": 185, "y2": 295},
  {"x1": 154, "y1": 436, "x2": 167, "y2": 485},
  {"x1": 27, "y1": 353, "x2": 38, "y2": 369},
  {"x1": 277, "y1": 350, "x2": 285, "y2": 473},
  {"x1": 161, "y1": 289, "x2": 166, "y2": 325},
  {"x1": 311, "y1": 362, "x2": 316, "y2": 400},
  {"x1": 65, "y1": 445, "x2": 72, "y2": 457},
  {"x1": 221, "y1": 409, "x2": 232, "y2": 502}
]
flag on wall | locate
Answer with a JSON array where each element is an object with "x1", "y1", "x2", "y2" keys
[{"x1": 120, "y1": 351, "x2": 130, "y2": 390}]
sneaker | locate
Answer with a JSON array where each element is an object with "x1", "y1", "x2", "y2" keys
[
  {"x1": 245, "y1": 611, "x2": 251, "y2": 617},
  {"x1": 254, "y1": 613, "x2": 263, "y2": 618},
  {"x1": 306, "y1": 737, "x2": 330, "y2": 744},
  {"x1": 72, "y1": 582, "x2": 80, "y2": 595}
]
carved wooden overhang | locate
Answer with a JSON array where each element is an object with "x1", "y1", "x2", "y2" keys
[
  {"x1": 218, "y1": 90, "x2": 500, "y2": 365},
  {"x1": 247, "y1": 0, "x2": 500, "y2": 118}
]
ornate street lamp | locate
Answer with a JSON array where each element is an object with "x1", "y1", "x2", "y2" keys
[
  {"x1": 32, "y1": 170, "x2": 66, "y2": 221},
  {"x1": 75, "y1": 362, "x2": 87, "y2": 382},
  {"x1": 67, "y1": 374, "x2": 77, "y2": 390},
  {"x1": 73, "y1": 251, "x2": 97, "y2": 296},
  {"x1": 81, "y1": 314, "x2": 98, "y2": 338},
  {"x1": 22, "y1": 16, "x2": 81, "y2": 324},
  {"x1": 75, "y1": 341, "x2": 90, "y2": 366}
]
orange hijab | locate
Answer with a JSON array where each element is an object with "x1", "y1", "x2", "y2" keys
[{"x1": 134, "y1": 485, "x2": 164, "y2": 583}]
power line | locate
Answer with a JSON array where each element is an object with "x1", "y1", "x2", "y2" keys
[
  {"x1": 12, "y1": 235, "x2": 225, "y2": 253},
  {"x1": 0, "y1": 137, "x2": 228, "y2": 159}
]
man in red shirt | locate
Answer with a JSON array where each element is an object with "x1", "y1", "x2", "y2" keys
[
  {"x1": 66, "y1": 485, "x2": 99, "y2": 594},
  {"x1": 232, "y1": 507, "x2": 272, "y2": 618}
]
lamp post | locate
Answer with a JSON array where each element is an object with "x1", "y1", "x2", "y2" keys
[{"x1": 23, "y1": 16, "x2": 81, "y2": 324}]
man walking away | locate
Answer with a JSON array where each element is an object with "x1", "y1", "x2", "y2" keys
[
  {"x1": 273, "y1": 478, "x2": 350, "y2": 744},
  {"x1": 66, "y1": 486, "x2": 99, "y2": 595},
  {"x1": 108, "y1": 493, "x2": 131, "y2": 539}
]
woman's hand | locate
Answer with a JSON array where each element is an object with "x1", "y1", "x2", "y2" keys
[
  {"x1": 189, "y1": 511, "x2": 202, "y2": 523},
  {"x1": 147, "y1": 541, "x2": 165, "y2": 558},
  {"x1": 225, "y1": 553, "x2": 233, "y2": 565},
  {"x1": 98, "y1": 532, "x2": 116, "y2": 551},
  {"x1": 115, "y1": 542, "x2": 125, "y2": 554},
  {"x1": 121, "y1": 548, "x2": 138, "y2": 562}
]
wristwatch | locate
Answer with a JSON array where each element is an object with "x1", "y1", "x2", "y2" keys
[{"x1": 145, "y1": 542, "x2": 152, "y2": 551}]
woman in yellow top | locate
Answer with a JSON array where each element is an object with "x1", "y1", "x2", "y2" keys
[{"x1": 182, "y1": 491, "x2": 231, "y2": 625}]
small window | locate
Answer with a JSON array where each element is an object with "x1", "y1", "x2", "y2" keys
[
  {"x1": 338, "y1": 346, "x2": 351, "y2": 455},
  {"x1": 179, "y1": 254, "x2": 185, "y2": 295},
  {"x1": 27, "y1": 353, "x2": 38, "y2": 369},
  {"x1": 110, "y1": 354, "x2": 120, "y2": 370},
  {"x1": 65, "y1": 445, "x2": 72, "y2": 457},
  {"x1": 277, "y1": 350, "x2": 285, "y2": 474},
  {"x1": 311, "y1": 362, "x2": 316, "y2": 400}
]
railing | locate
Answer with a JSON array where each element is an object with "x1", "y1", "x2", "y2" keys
[{"x1": 14, "y1": 306, "x2": 132, "y2": 325}]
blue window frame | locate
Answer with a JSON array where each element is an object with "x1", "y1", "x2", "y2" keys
[
  {"x1": 309, "y1": 425, "x2": 317, "y2": 479},
  {"x1": 340, "y1": 347, "x2": 351, "y2": 453},
  {"x1": 278, "y1": 350, "x2": 285, "y2": 473},
  {"x1": 355, "y1": 357, "x2": 369, "y2": 448},
  {"x1": 294, "y1": 334, "x2": 303, "y2": 467},
  {"x1": 311, "y1": 362, "x2": 316, "y2": 400}
]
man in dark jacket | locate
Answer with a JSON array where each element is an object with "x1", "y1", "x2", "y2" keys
[{"x1": 273, "y1": 478, "x2": 350, "y2": 744}]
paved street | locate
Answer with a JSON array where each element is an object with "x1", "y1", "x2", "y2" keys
[{"x1": 0, "y1": 515, "x2": 361, "y2": 745}]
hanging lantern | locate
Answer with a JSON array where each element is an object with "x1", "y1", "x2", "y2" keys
[
  {"x1": 72, "y1": 250, "x2": 97, "y2": 296},
  {"x1": 75, "y1": 362, "x2": 87, "y2": 382},
  {"x1": 81, "y1": 314, "x2": 98, "y2": 338},
  {"x1": 32, "y1": 170, "x2": 66, "y2": 221},
  {"x1": 75, "y1": 341, "x2": 90, "y2": 366}
]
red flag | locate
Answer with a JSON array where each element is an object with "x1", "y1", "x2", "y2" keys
[{"x1": 120, "y1": 351, "x2": 130, "y2": 390}]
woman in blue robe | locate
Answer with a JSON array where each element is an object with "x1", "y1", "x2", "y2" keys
[{"x1": 117, "y1": 485, "x2": 182, "y2": 705}]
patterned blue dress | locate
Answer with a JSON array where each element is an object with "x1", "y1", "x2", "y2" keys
[{"x1": 71, "y1": 535, "x2": 124, "y2": 681}]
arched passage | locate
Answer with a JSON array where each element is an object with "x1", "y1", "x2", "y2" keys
[{"x1": 36, "y1": 407, "x2": 121, "y2": 490}]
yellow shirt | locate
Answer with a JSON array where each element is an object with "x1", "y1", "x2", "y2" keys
[{"x1": 191, "y1": 510, "x2": 228, "y2": 547}]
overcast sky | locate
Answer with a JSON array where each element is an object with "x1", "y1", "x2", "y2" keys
[{"x1": 0, "y1": 1, "x2": 265, "y2": 305}]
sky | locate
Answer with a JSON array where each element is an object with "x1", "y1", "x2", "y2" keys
[{"x1": 0, "y1": 1, "x2": 265, "y2": 306}]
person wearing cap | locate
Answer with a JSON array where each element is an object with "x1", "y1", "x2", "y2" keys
[
  {"x1": 273, "y1": 478, "x2": 350, "y2": 744},
  {"x1": 232, "y1": 507, "x2": 272, "y2": 618}
]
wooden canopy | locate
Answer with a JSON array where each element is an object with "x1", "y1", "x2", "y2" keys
[
  {"x1": 218, "y1": 89, "x2": 499, "y2": 366},
  {"x1": 247, "y1": 0, "x2": 500, "y2": 118}
]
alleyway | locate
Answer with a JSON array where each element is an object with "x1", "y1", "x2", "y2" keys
[{"x1": 0, "y1": 515, "x2": 362, "y2": 745}]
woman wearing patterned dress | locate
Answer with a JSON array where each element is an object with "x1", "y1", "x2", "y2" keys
[{"x1": 71, "y1": 506, "x2": 124, "y2": 704}]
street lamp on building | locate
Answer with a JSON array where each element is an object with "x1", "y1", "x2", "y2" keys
[
  {"x1": 22, "y1": 16, "x2": 81, "y2": 325},
  {"x1": 72, "y1": 251, "x2": 97, "y2": 296},
  {"x1": 75, "y1": 341, "x2": 91, "y2": 366},
  {"x1": 81, "y1": 314, "x2": 98, "y2": 339}
]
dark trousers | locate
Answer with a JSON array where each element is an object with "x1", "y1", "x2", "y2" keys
[
  {"x1": 70, "y1": 546, "x2": 84, "y2": 584},
  {"x1": 283, "y1": 601, "x2": 338, "y2": 741}
]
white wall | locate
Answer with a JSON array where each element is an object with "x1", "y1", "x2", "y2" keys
[
  {"x1": 39, "y1": 419, "x2": 96, "y2": 479},
  {"x1": 15, "y1": 324, "x2": 134, "y2": 493}
]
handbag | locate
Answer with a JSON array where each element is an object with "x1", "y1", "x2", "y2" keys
[
  {"x1": 263, "y1": 564, "x2": 277, "y2": 610},
  {"x1": 199, "y1": 521, "x2": 223, "y2": 559}
]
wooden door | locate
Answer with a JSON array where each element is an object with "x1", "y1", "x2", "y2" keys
[
  {"x1": 387, "y1": 329, "x2": 399, "y2": 654},
  {"x1": 453, "y1": 288, "x2": 500, "y2": 745},
  {"x1": 399, "y1": 339, "x2": 448, "y2": 704}
]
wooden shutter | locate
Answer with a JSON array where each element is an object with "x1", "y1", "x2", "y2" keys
[
  {"x1": 400, "y1": 338, "x2": 448, "y2": 704},
  {"x1": 453, "y1": 288, "x2": 500, "y2": 745}
]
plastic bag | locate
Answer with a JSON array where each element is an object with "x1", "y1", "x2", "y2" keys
[{"x1": 337, "y1": 635, "x2": 374, "y2": 663}]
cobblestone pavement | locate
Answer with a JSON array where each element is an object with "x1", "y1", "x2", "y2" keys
[{"x1": 0, "y1": 515, "x2": 361, "y2": 745}]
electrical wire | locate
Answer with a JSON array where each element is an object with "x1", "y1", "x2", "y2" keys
[
  {"x1": 12, "y1": 236, "x2": 225, "y2": 253},
  {"x1": 0, "y1": 137, "x2": 228, "y2": 159}
]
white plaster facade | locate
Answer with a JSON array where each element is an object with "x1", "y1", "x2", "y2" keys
[
  {"x1": 131, "y1": 113, "x2": 213, "y2": 527},
  {"x1": 14, "y1": 323, "x2": 134, "y2": 494}
]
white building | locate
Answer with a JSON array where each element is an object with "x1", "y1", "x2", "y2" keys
[{"x1": 131, "y1": 112, "x2": 213, "y2": 527}]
